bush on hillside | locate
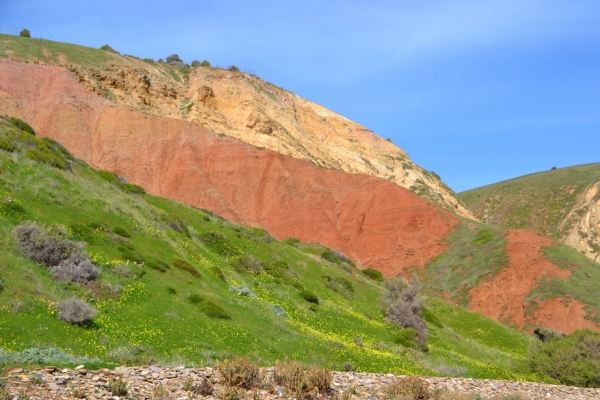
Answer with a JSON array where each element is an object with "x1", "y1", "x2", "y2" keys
[
  {"x1": 13, "y1": 222, "x2": 100, "y2": 284},
  {"x1": 362, "y1": 268, "x2": 384, "y2": 282},
  {"x1": 57, "y1": 297, "x2": 97, "y2": 324},
  {"x1": 172, "y1": 257, "x2": 200, "y2": 277},
  {"x1": 49, "y1": 252, "x2": 101, "y2": 284},
  {"x1": 9, "y1": 117, "x2": 35, "y2": 136},
  {"x1": 533, "y1": 326, "x2": 565, "y2": 342},
  {"x1": 200, "y1": 231, "x2": 240, "y2": 257},
  {"x1": 19, "y1": 29, "x2": 31, "y2": 38},
  {"x1": 100, "y1": 44, "x2": 120, "y2": 54},
  {"x1": 228, "y1": 65, "x2": 240, "y2": 72},
  {"x1": 527, "y1": 329, "x2": 600, "y2": 387},
  {"x1": 200, "y1": 60, "x2": 211, "y2": 67},
  {"x1": 230, "y1": 253, "x2": 262, "y2": 274},
  {"x1": 166, "y1": 54, "x2": 187, "y2": 69},
  {"x1": 188, "y1": 294, "x2": 231, "y2": 319},
  {"x1": 382, "y1": 276, "x2": 428, "y2": 344},
  {"x1": 300, "y1": 289, "x2": 319, "y2": 304}
]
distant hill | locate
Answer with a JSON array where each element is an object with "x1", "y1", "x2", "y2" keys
[{"x1": 459, "y1": 163, "x2": 600, "y2": 263}]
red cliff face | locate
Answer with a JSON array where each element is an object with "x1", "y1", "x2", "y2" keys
[{"x1": 0, "y1": 59, "x2": 457, "y2": 276}]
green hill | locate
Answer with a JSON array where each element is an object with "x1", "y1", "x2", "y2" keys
[
  {"x1": 0, "y1": 116, "x2": 541, "y2": 381},
  {"x1": 459, "y1": 163, "x2": 600, "y2": 237}
]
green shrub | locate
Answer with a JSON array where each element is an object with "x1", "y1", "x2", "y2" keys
[
  {"x1": 113, "y1": 226, "x2": 131, "y2": 238},
  {"x1": 0, "y1": 200, "x2": 27, "y2": 223},
  {"x1": 189, "y1": 294, "x2": 231, "y2": 319},
  {"x1": 284, "y1": 237, "x2": 301, "y2": 246},
  {"x1": 323, "y1": 275, "x2": 354, "y2": 295},
  {"x1": 0, "y1": 135, "x2": 16, "y2": 152},
  {"x1": 10, "y1": 117, "x2": 35, "y2": 136},
  {"x1": 100, "y1": 44, "x2": 120, "y2": 54},
  {"x1": 146, "y1": 259, "x2": 169, "y2": 272},
  {"x1": 211, "y1": 266, "x2": 226, "y2": 281},
  {"x1": 392, "y1": 328, "x2": 427, "y2": 351},
  {"x1": 19, "y1": 29, "x2": 31, "y2": 38},
  {"x1": 200, "y1": 231, "x2": 240, "y2": 257},
  {"x1": 200, "y1": 60, "x2": 211, "y2": 67},
  {"x1": 300, "y1": 289, "x2": 319, "y2": 304},
  {"x1": 228, "y1": 65, "x2": 240, "y2": 72},
  {"x1": 230, "y1": 253, "x2": 262, "y2": 274},
  {"x1": 121, "y1": 182, "x2": 145, "y2": 194},
  {"x1": 25, "y1": 147, "x2": 66, "y2": 169},
  {"x1": 172, "y1": 257, "x2": 200, "y2": 277},
  {"x1": 362, "y1": 268, "x2": 384, "y2": 282},
  {"x1": 527, "y1": 329, "x2": 600, "y2": 387},
  {"x1": 421, "y1": 308, "x2": 443, "y2": 328}
]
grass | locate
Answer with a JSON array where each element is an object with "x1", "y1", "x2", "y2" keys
[
  {"x1": 459, "y1": 163, "x2": 600, "y2": 238},
  {"x1": 524, "y1": 242, "x2": 600, "y2": 324},
  {"x1": 419, "y1": 220, "x2": 508, "y2": 307},
  {"x1": 0, "y1": 117, "x2": 542, "y2": 381}
]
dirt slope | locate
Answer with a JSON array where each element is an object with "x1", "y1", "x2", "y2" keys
[
  {"x1": 469, "y1": 230, "x2": 599, "y2": 334},
  {"x1": 0, "y1": 58, "x2": 456, "y2": 275},
  {"x1": 0, "y1": 33, "x2": 473, "y2": 218},
  {"x1": 460, "y1": 164, "x2": 600, "y2": 263}
]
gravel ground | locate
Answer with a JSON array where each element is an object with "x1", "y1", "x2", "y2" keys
[{"x1": 1, "y1": 366, "x2": 599, "y2": 400}]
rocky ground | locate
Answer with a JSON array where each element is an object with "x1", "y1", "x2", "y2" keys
[{"x1": 1, "y1": 366, "x2": 599, "y2": 400}]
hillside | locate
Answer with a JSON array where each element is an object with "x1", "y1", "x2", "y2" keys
[
  {"x1": 1, "y1": 35, "x2": 599, "y2": 337},
  {"x1": 460, "y1": 164, "x2": 600, "y2": 263},
  {"x1": 0, "y1": 33, "x2": 473, "y2": 219},
  {"x1": 0, "y1": 115, "x2": 536, "y2": 380},
  {"x1": 0, "y1": 57, "x2": 458, "y2": 277}
]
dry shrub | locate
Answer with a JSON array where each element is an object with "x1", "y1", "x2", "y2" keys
[
  {"x1": 49, "y1": 252, "x2": 100, "y2": 284},
  {"x1": 194, "y1": 377, "x2": 215, "y2": 396},
  {"x1": 57, "y1": 297, "x2": 97, "y2": 325},
  {"x1": 274, "y1": 358, "x2": 331, "y2": 399},
  {"x1": 384, "y1": 376, "x2": 430, "y2": 400},
  {"x1": 218, "y1": 386, "x2": 244, "y2": 400},
  {"x1": 217, "y1": 357, "x2": 261, "y2": 389},
  {"x1": 13, "y1": 222, "x2": 100, "y2": 284},
  {"x1": 383, "y1": 276, "x2": 428, "y2": 344}
]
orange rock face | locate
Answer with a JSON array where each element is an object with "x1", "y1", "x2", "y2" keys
[
  {"x1": 469, "y1": 230, "x2": 599, "y2": 333},
  {"x1": 0, "y1": 59, "x2": 457, "y2": 275}
]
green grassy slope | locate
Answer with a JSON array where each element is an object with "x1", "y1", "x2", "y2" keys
[
  {"x1": 0, "y1": 116, "x2": 539, "y2": 380},
  {"x1": 418, "y1": 218, "x2": 600, "y2": 330},
  {"x1": 459, "y1": 163, "x2": 600, "y2": 238}
]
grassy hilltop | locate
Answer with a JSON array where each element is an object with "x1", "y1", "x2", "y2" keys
[
  {"x1": 459, "y1": 163, "x2": 600, "y2": 237},
  {"x1": 0, "y1": 116, "x2": 539, "y2": 381}
]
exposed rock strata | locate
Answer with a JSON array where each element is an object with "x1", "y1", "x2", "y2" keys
[
  {"x1": 469, "y1": 230, "x2": 599, "y2": 334},
  {"x1": 2, "y1": 45, "x2": 473, "y2": 218},
  {"x1": 0, "y1": 59, "x2": 456, "y2": 275}
]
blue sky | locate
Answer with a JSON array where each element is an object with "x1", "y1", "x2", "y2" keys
[{"x1": 2, "y1": 0, "x2": 599, "y2": 192}]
